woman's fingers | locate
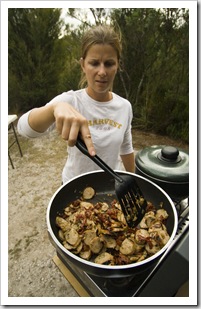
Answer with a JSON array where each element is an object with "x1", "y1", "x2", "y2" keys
[
  {"x1": 80, "y1": 127, "x2": 96, "y2": 157},
  {"x1": 85, "y1": 139, "x2": 96, "y2": 157},
  {"x1": 67, "y1": 119, "x2": 80, "y2": 146},
  {"x1": 54, "y1": 103, "x2": 79, "y2": 141},
  {"x1": 54, "y1": 102, "x2": 96, "y2": 156}
]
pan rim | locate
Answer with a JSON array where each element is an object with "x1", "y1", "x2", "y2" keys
[{"x1": 46, "y1": 170, "x2": 178, "y2": 270}]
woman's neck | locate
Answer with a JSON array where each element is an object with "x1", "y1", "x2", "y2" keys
[{"x1": 86, "y1": 87, "x2": 112, "y2": 102}]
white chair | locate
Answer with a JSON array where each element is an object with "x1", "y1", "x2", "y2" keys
[{"x1": 8, "y1": 115, "x2": 23, "y2": 168}]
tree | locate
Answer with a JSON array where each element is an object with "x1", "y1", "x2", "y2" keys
[
  {"x1": 110, "y1": 8, "x2": 189, "y2": 142},
  {"x1": 8, "y1": 8, "x2": 66, "y2": 113}
]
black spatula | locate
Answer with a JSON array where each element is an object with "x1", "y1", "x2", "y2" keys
[{"x1": 76, "y1": 138, "x2": 147, "y2": 227}]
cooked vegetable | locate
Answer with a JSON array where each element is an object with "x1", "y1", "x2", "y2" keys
[
  {"x1": 120, "y1": 238, "x2": 135, "y2": 255},
  {"x1": 82, "y1": 187, "x2": 95, "y2": 200},
  {"x1": 94, "y1": 252, "x2": 114, "y2": 265},
  {"x1": 56, "y1": 187, "x2": 170, "y2": 265}
]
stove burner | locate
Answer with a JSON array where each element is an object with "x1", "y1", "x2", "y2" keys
[
  {"x1": 97, "y1": 270, "x2": 155, "y2": 296},
  {"x1": 104, "y1": 277, "x2": 133, "y2": 289},
  {"x1": 83, "y1": 269, "x2": 156, "y2": 297}
]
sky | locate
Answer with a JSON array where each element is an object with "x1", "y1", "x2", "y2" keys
[{"x1": 60, "y1": 8, "x2": 96, "y2": 29}]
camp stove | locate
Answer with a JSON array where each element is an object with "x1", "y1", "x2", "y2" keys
[{"x1": 56, "y1": 198, "x2": 189, "y2": 297}]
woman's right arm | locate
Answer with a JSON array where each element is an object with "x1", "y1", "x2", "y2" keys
[
  {"x1": 28, "y1": 104, "x2": 55, "y2": 133},
  {"x1": 18, "y1": 102, "x2": 96, "y2": 156}
]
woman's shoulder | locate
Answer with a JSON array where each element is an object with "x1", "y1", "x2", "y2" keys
[
  {"x1": 48, "y1": 89, "x2": 84, "y2": 104},
  {"x1": 112, "y1": 92, "x2": 132, "y2": 108}
]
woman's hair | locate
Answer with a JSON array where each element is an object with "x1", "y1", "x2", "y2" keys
[{"x1": 79, "y1": 24, "x2": 122, "y2": 88}]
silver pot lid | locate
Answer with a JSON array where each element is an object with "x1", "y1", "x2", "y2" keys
[{"x1": 135, "y1": 145, "x2": 189, "y2": 183}]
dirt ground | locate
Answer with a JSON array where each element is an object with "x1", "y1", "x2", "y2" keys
[{"x1": 7, "y1": 127, "x2": 188, "y2": 299}]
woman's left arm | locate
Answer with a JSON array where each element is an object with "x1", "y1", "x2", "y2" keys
[{"x1": 121, "y1": 152, "x2": 135, "y2": 173}]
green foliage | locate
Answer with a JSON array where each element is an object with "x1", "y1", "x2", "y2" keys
[
  {"x1": 58, "y1": 31, "x2": 82, "y2": 92},
  {"x1": 8, "y1": 8, "x2": 66, "y2": 113},
  {"x1": 111, "y1": 8, "x2": 189, "y2": 142}
]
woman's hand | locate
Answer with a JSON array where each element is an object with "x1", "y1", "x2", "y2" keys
[
  {"x1": 53, "y1": 102, "x2": 96, "y2": 156},
  {"x1": 28, "y1": 102, "x2": 96, "y2": 156}
]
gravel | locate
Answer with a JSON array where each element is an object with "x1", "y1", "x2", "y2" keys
[{"x1": 8, "y1": 131, "x2": 79, "y2": 298}]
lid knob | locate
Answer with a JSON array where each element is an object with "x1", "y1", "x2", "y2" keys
[{"x1": 159, "y1": 146, "x2": 181, "y2": 163}]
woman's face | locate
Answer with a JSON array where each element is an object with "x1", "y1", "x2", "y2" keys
[{"x1": 81, "y1": 44, "x2": 119, "y2": 102}]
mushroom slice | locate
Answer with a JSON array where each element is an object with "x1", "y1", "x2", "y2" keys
[
  {"x1": 151, "y1": 229, "x2": 170, "y2": 247},
  {"x1": 101, "y1": 235, "x2": 116, "y2": 249},
  {"x1": 149, "y1": 220, "x2": 164, "y2": 232},
  {"x1": 139, "y1": 217, "x2": 147, "y2": 229},
  {"x1": 120, "y1": 238, "x2": 135, "y2": 255},
  {"x1": 94, "y1": 252, "x2": 114, "y2": 265},
  {"x1": 56, "y1": 217, "x2": 70, "y2": 232},
  {"x1": 117, "y1": 211, "x2": 127, "y2": 225},
  {"x1": 73, "y1": 241, "x2": 83, "y2": 254},
  {"x1": 83, "y1": 187, "x2": 95, "y2": 200},
  {"x1": 79, "y1": 248, "x2": 92, "y2": 260},
  {"x1": 145, "y1": 239, "x2": 161, "y2": 255},
  {"x1": 100, "y1": 203, "x2": 109, "y2": 212},
  {"x1": 138, "y1": 250, "x2": 148, "y2": 262},
  {"x1": 139, "y1": 211, "x2": 155, "y2": 229},
  {"x1": 80, "y1": 201, "x2": 94, "y2": 209},
  {"x1": 90, "y1": 236, "x2": 103, "y2": 254},
  {"x1": 58, "y1": 229, "x2": 65, "y2": 241},
  {"x1": 86, "y1": 219, "x2": 96, "y2": 229},
  {"x1": 84, "y1": 230, "x2": 97, "y2": 246},
  {"x1": 135, "y1": 229, "x2": 149, "y2": 245},
  {"x1": 64, "y1": 206, "x2": 72, "y2": 216},
  {"x1": 63, "y1": 241, "x2": 74, "y2": 251},
  {"x1": 115, "y1": 253, "x2": 131, "y2": 265},
  {"x1": 130, "y1": 250, "x2": 147, "y2": 262},
  {"x1": 133, "y1": 241, "x2": 145, "y2": 254},
  {"x1": 158, "y1": 229, "x2": 170, "y2": 246},
  {"x1": 65, "y1": 228, "x2": 80, "y2": 246},
  {"x1": 156, "y1": 209, "x2": 169, "y2": 221}
]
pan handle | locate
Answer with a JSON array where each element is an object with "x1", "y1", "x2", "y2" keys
[{"x1": 76, "y1": 137, "x2": 123, "y2": 183}]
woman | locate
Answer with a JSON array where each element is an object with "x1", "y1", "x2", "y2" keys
[{"x1": 18, "y1": 25, "x2": 135, "y2": 183}]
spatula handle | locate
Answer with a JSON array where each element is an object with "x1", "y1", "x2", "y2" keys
[{"x1": 76, "y1": 138, "x2": 123, "y2": 183}]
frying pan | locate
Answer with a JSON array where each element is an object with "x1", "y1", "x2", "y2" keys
[{"x1": 47, "y1": 170, "x2": 178, "y2": 278}]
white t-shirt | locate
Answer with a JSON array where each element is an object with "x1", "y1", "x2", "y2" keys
[{"x1": 18, "y1": 89, "x2": 134, "y2": 183}]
